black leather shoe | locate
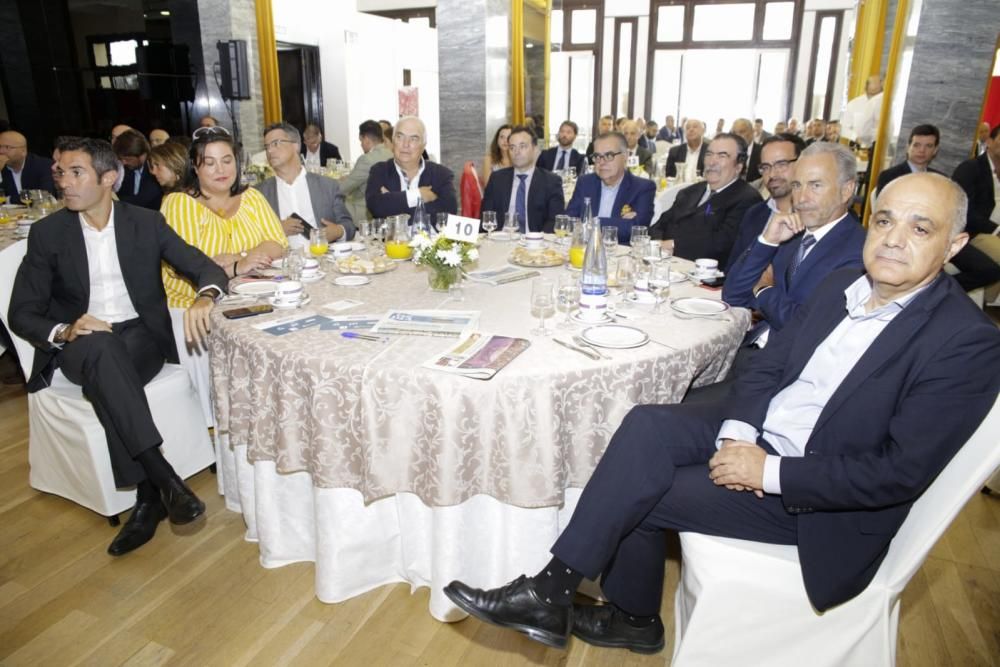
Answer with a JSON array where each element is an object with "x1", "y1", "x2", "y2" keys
[
  {"x1": 159, "y1": 476, "x2": 206, "y2": 525},
  {"x1": 571, "y1": 603, "x2": 665, "y2": 654},
  {"x1": 443, "y1": 575, "x2": 572, "y2": 649},
  {"x1": 107, "y1": 500, "x2": 168, "y2": 556}
]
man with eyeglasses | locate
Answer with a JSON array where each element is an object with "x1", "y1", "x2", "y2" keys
[
  {"x1": 481, "y1": 125, "x2": 565, "y2": 233},
  {"x1": 687, "y1": 141, "x2": 866, "y2": 403},
  {"x1": 365, "y1": 115, "x2": 457, "y2": 221},
  {"x1": 565, "y1": 131, "x2": 655, "y2": 243},
  {"x1": 300, "y1": 123, "x2": 342, "y2": 169},
  {"x1": 0, "y1": 130, "x2": 56, "y2": 201},
  {"x1": 257, "y1": 122, "x2": 354, "y2": 248},
  {"x1": 653, "y1": 133, "x2": 762, "y2": 267}
]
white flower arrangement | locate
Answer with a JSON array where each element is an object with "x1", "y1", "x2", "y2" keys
[{"x1": 411, "y1": 233, "x2": 478, "y2": 272}]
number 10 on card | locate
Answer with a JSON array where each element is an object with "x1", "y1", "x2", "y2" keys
[{"x1": 443, "y1": 214, "x2": 480, "y2": 244}]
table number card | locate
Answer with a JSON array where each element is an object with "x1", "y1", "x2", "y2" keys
[{"x1": 442, "y1": 214, "x2": 480, "y2": 244}]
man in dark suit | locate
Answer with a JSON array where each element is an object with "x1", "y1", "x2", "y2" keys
[
  {"x1": 725, "y1": 133, "x2": 805, "y2": 273},
  {"x1": 482, "y1": 126, "x2": 565, "y2": 233},
  {"x1": 565, "y1": 132, "x2": 655, "y2": 244},
  {"x1": 112, "y1": 130, "x2": 163, "y2": 210},
  {"x1": 732, "y1": 118, "x2": 763, "y2": 182},
  {"x1": 640, "y1": 120, "x2": 659, "y2": 153},
  {"x1": 585, "y1": 115, "x2": 615, "y2": 164},
  {"x1": 0, "y1": 130, "x2": 56, "y2": 200},
  {"x1": 536, "y1": 120, "x2": 587, "y2": 175},
  {"x1": 688, "y1": 142, "x2": 866, "y2": 403},
  {"x1": 622, "y1": 120, "x2": 654, "y2": 175},
  {"x1": 665, "y1": 119, "x2": 707, "y2": 179},
  {"x1": 301, "y1": 123, "x2": 342, "y2": 168},
  {"x1": 443, "y1": 173, "x2": 1000, "y2": 653},
  {"x1": 952, "y1": 123, "x2": 1000, "y2": 304},
  {"x1": 752, "y1": 118, "x2": 771, "y2": 146},
  {"x1": 9, "y1": 138, "x2": 229, "y2": 557},
  {"x1": 653, "y1": 133, "x2": 762, "y2": 267},
  {"x1": 875, "y1": 124, "x2": 943, "y2": 195},
  {"x1": 656, "y1": 115, "x2": 681, "y2": 143},
  {"x1": 365, "y1": 115, "x2": 457, "y2": 220}
]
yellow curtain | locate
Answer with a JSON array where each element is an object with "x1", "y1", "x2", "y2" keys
[
  {"x1": 255, "y1": 0, "x2": 282, "y2": 125},
  {"x1": 511, "y1": 0, "x2": 526, "y2": 124},
  {"x1": 848, "y1": 0, "x2": 889, "y2": 99}
]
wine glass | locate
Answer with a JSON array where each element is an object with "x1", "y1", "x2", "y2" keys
[
  {"x1": 20, "y1": 191, "x2": 32, "y2": 208},
  {"x1": 602, "y1": 226, "x2": 619, "y2": 255},
  {"x1": 650, "y1": 262, "x2": 673, "y2": 314},
  {"x1": 553, "y1": 215, "x2": 571, "y2": 245},
  {"x1": 616, "y1": 256, "x2": 637, "y2": 304},
  {"x1": 643, "y1": 243, "x2": 663, "y2": 268},
  {"x1": 503, "y1": 212, "x2": 520, "y2": 241},
  {"x1": 481, "y1": 211, "x2": 497, "y2": 239},
  {"x1": 530, "y1": 278, "x2": 555, "y2": 335},
  {"x1": 555, "y1": 273, "x2": 578, "y2": 329},
  {"x1": 309, "y1": 227, "x2": 329, "y2": 257}
]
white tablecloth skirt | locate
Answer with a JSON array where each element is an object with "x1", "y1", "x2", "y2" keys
[{"x1": 216, "y1": 434, "x2": 583, "y2": 621}]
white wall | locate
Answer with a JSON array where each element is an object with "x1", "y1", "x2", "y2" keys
[{"x1": 272, "y1": 1, "x2": 440, "y2": 162}]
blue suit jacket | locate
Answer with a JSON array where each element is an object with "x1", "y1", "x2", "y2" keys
[
  {"x1": 364, "y1": 159, "x2": 457, "y2": 220},
  {"x1": 536, "y1": 146, "x2": 586, "y2": 175},
  {"x1": 565, "y1": 171, "x2": 655, "y2": 243},
  {"x1": 480, "y1": 167, "x2": 565, "y2": 233},
  {"x1": 726, "y1": 268, "x2": 1000, "y2": 610},
  {"x1": 725, "y1": 200, "x2": 774, "y2": 274},
  {"x1": 723, "y1": 214, "x2": 866, "y2": 332},
  {"x1": 2, "y1": 153, "x2": 56, "y2": 200},
  {"x1": 117, "y1": 164, "x2": 163, "y2": 211}
]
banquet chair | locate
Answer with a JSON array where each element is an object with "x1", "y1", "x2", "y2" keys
[
  {"x1": 671, "y1": 394, "x2": 1000, "y2": 667},
  {"x1": 0, "y1": 239, "x2": 215, "y2": 524}
]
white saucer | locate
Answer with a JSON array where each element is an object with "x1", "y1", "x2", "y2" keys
[
  {"x1": 268, "y1": 295, "x2": 312, "y2": 309},
  {"x1": 581, "y1": 324, "x2": 649, "y2": 349},
  {"x1": 687, "y1": 269, "x2": 725, "y2": 283},
  {"x1": 233, "y1": 280, "x2": 280, "y2": 296},
  {"x1": 300, "y1": 271, "x2": 325, "y2": 283},
  {"x1": 571, "y1": 310, "x2": 612, "y2": 324},
  {"x1": 671, "y1": 297, "x2": 729, "y2": 316},
  {"x1": 334, "y1": 275, "x2": 371, "y2": 287},
  {"x1": 626, "y1": 293, "x2": 657, "y2": 305}
]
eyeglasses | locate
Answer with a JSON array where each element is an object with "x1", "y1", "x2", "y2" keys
[
  {"x1": 192, "y1": 126, "x2": 232, "y2": 140},
  {"x1": 264, "y1": 138, "x2": 296, "y2": 150},
  {"x1": 758, "y1": 158, "x2": 797, "y2": 174},
  {"x1": 592, "y1": 151, "x2": 623, "y2": 163}
]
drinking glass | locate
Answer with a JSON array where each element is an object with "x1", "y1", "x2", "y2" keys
[
  {"x1": 530, "y1": 278, "x2": 556, "y2": 335},
  {"x1": 643, "y1": 243, "x2": 663, "y2": 267},
  {"x1": 502, "y1": 212, "x2": 520, "y2": 240},
  {"x1": 435, "y1": 212, "x2": 449, "y2": 232},
  {"x1": 553, "y1": 215, "x2": 571, "y2": 245},
  {"x1": 385, "y1": 217, "x2": 413, "y2": 259},
  {"x1": 630, "y1": 225, "x2": 649, "y2": 246},
  {"x1": 481, "y1": 211, "x2": 497, "y2": 239},
  {"x1": 555, "y1": 273, "x2": 578, "y2": 329},
  {"x1": 602, "y1": 226, "x2": 619, "y2": 254},
  {"x1": 309, "y1": 227, "x2": 329, "y2": 257},
  {"x1": 616, "y1": 256, "x2": 637, "y2": 303},
  {"x1": 283, "y1": 250, "x2": 304, "y2": 281},
  {"x1": 650, "y1": 262, "x2": 673, "y2": 314},
  {"x1": 569, "y1": 221, "x2": 587, "y2": 269}
]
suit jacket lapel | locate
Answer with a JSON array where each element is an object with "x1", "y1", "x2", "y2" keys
[
  {"x1": 64, "y1": 210, "x2": 91, "y2": 304},
  {"x1": 113, "y1": 205, "x2": 137, "y2": 298}
]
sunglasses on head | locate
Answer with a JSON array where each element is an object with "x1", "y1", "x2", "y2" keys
[{"x1": 192, "y1": 126, "x2": 232, "y2": 140}]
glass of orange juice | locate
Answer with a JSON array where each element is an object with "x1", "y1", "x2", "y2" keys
[
  {"x1": 385, "y1": 216, "x2": 413, "y2": 260},
  {"x1": 568, "y1": 221, "x2": 586, "y2": 269},
  {"x1": 309, "y1": 227, "x2": 329, "y2": 257}
]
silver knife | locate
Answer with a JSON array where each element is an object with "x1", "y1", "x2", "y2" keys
[{"x1": 554, "y1": 338, "x2": 601, "y2": 360}]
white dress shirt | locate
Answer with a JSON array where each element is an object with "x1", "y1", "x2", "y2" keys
[
  {"x1": 304, "y1": 148, "x2": 322, "y2": 168},
  {"x1": 9, "y1": 164, "x2": 23, "y2": 194},
  {"x1": 988, "y1": 153, "x2": 1000, "y2": 227},
  {"x1": 597, "y1": 175, "x2": 624, "y2": 220},
  {"x1": 717, "y1": 274, "x2": 930, "y2": 494},
  {"x1": 682, "y1": 143, "x2": 702, "y2": 182},
  {"x1": 394, "y1": 159, "x2": 426, "y2": 209},
  {"x1": 276, "y1": 166, "x2": 317, "y2": 249}
]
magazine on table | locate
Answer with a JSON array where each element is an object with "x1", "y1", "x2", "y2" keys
[
  {"x1": 464, "y1": 265, "x2": 540, "y2": 285},
  {"x1": 371, "y1": 310, "x2": 480, "y2": 337},
  {"x1": 423, "y1": 333, "x2": 531, "y2": 380}
]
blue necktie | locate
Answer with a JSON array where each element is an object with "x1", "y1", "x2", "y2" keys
[
  {"x1": 515, "y1": 174, "x2": 528, "y2": 232},
  {"x1": 787, "y1": 233, "x2": 816, "y2": 283},
  {"x1": 133, "y1": 168, "x2": 141, "y2": 196},
  {"x1": 557, "y1": 150, "x2": 567, "y2": 171}
]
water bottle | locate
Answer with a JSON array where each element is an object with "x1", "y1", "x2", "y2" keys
[
  {"x1": 580, "y1": 197, "x2": 608, "y2": 320},
  {"x1": 411, "y1": 198, "x2": 432, "y2": 238}
]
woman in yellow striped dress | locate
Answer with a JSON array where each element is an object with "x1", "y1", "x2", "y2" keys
[{"x1": 160, "y1": 126, "x2": 287, "y2": 427}]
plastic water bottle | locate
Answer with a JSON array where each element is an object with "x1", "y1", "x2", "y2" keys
[{"x1": 580, "y1": 197, "x2": 608, "y2": 319}]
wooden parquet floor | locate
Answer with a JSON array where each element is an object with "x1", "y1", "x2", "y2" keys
[{"x1": 0, "y1": 381, "x2": 997, "y2": 666}]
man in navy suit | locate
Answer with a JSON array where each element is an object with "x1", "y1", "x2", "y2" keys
[
  {"x1": 665, "y1": 119, "x2": 707, "y2": 179},
  {"x1": 365, "y1": 115, "x2": 457, "y2": 220},
  {"x1": 875, "y1": 124, "x2": 943, "y2": 196},
  {"x1": 536, "y1": 121, "x2": 587, "y2": 175},
  {"x1": 481, "y1": 126, "x2": 565, "y2": 233},
  {"x1": 653, "y1": 133, "x2": 762, "y2": 267},
  {"x1": 725, "y1": 133, "x2": 805, "y2": 273},
  {"x1": 113, "y1": 130, "x2": 163, "y2": 210},
  {"x1": 0, "y1": 130, "x2": 56, "y2": 200},
  {"x1": 565, "y1": 132, "x2": 655, "y2": 244},
  {"x1": 688, "y1": 142, "x2": 866, "y2": 403},
  {"x1": 444, "y1": 173, "x2": 1000, "y2": 653},
  {"x1": 951, "y1": 124, "x2": 1000, "y2": 303}
]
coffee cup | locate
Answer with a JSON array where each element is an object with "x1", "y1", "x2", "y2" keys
[
  {"x1": 632, "y1": 279, "x2": 655, "y2": 303},
  {"x1": 274, "y1": 280, "x2": 304, "y2": 304},
  {"x1": 301, "y1": 257, "x2": 320, "y2": 278},
  {"x1": 330, "y1": 243, "x2": 353, "y2": 258},
  {"x1": 577, "y1": 303, "x2": 606, "y2": 322},
  {"x1": 524, "y1": 231, "x2": 544, "y2": 249},
  {"x1": 694, "y1": 258, "x2": 718, "y2": 277}
]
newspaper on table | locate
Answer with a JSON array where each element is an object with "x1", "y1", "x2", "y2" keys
[
  {"x1": 422, "y1": 332, "x2": 531, "y2": 380},
  {"x1": 464, "y1": 265, "x2": 540, "y2": 285},
  {"x1": 371, "y1": 310, "x2": 480, "y2": 338}
]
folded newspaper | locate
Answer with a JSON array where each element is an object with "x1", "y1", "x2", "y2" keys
[
  {"x1": 371, "y1": 309, "x2": 480, "y2": 337},
  {"x1": 423, "y1": 333, "x2": 531, "y2": 379},
  {"x1": 464, "y1": 265, "x2": 540, "y2": 285}
]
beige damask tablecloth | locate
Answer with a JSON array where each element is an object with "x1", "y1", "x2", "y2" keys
[{"x1": 210, "y1": 241, "x2": 750, "y2": 510}]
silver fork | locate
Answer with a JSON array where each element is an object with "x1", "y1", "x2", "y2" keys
[{"x1": 572, "y1": 334, "x2": 611, "y2": 359}]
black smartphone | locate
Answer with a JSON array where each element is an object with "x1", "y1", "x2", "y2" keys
[
  {"x1": 699, "y1": 276, "x2": 726, "y2": 289},
  {"x1": 222, "y1": 304, "x2": 274, "y2": 319}
]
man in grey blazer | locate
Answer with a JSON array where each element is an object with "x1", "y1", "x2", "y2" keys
[
  {"x1": 257, "y1": 122, "x2": 354, "y2": 247},
  {"x1": 339, "y1": 120, "x2": 392, "y2": 225}
]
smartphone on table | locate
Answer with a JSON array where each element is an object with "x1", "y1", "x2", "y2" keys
[{"x1": 222, "y1": 305, "x2": 274, "y2": 319}]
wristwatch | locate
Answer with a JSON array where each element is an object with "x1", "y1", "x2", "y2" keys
[
  {"x1": 199, "y1": 287, "x2": 222, "y2": 302},
  {"x1": 53, "y1": 323, "x2": 71, "y2": 344}
]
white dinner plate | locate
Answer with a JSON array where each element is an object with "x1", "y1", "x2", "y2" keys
[
  {"x1": 268, "y1": 295, "x2": 311, "y2": 309},
  {"x1": 334, "y1": 275, "x2": 371, "y2": 287},
  {"x1": 686, "y1": 269, "x2": 725, "y2": 283},
  {"x1": 490, "y1": 231, "x2": 516, "y2": 241},
  {"x1": 671, "y1": 297, "x2": 730, "y2": 316},
  {"x1": 581, "y1": 325, "x2": 649, "y2": 349},
  {"x1": 300, "y1": 271, "x2": 326, "y2": 283},
  {"x1": 232, "y1": 280, "x2": 280, "y2": 296},
  {"x1": 571, "y1": 310, "x2": 612, "y2": 324},
  {"x1": 330, "y1": 241, "x2": 365, "y2": 252}
]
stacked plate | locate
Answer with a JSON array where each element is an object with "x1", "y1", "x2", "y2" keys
[{"x1": 579, "y1": 325, "x2": 649, "y2": 349}]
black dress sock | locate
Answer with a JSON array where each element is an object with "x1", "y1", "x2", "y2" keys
[
  {"x1": 135, "y1": 447, "x2": 177, "y2": 490},
  {"x1": 531, "y1": 556, "x2": 584, "y2": 606},
  {"x1": 136, "y1": 478, "x2": 160, "y2": 503}
]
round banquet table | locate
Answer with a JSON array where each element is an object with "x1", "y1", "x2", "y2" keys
[{"x1": 209, "y1": 238, "x2": 750, "y2": 620}]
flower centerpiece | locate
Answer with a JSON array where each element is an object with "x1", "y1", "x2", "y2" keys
[
  {"x1": 411, "y1": 232, "x2": 479, "y2": 291},
  {"x1": 243, "y1": 162, "x2": 274, "y2": 186}
]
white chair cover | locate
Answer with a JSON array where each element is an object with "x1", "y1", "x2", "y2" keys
[
  {"x1": 671, "y1": 394, "x2": 1000, "y2": 666},
  {"x1": 0, "y1": 239, "x2": 215, "y2": 518}
]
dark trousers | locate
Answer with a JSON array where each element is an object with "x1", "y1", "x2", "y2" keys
[
  {"x1": 551, "y1": 401, "x2": 797, "y2": 616},
  {"x1": 951, "y1": 244, "x2": 1000, "y2": 292},
  {"x1": 58, "y1": 319, "x2": 165, "y2": 487}
]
